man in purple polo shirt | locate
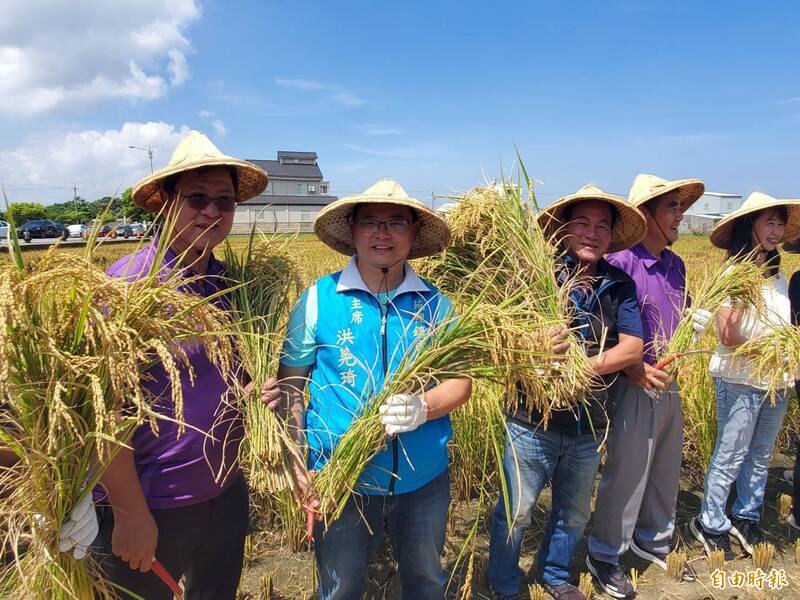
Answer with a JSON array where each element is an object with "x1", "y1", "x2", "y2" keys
[
  {"x1": 90, "y1": 131, "x2": 279, "y2": 600},
  {"x1": 585, "y1": 174, "x2": 711, "y2": 599}
]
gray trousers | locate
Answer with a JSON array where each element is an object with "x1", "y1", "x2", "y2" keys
[{"x1": 587, "y1": 379, "x2": 683, "y2": 564}]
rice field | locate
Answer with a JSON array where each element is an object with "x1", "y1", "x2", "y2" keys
[{"x1": 3, "y1": 233, "x2": 800, "y2": 598}]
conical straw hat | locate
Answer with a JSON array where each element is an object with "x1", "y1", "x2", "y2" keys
[
  {"x1": 628, "y1": 173, "x2": 705, "y2": 213},
  {"x1": 710, "y1": 192, "x2": 800, "y2": 249},
  {"x1": 314, "y1": 179, "x2": 451, "y2": 259},
  {"x1": 132, "y1": 131, "x2": 268, "y2": 211},
  {"x1": 538, "y1": 184, "x2": 647, "y2": 254}
]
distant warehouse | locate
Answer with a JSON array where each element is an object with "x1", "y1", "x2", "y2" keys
[
  {"x1": 235, "y1": 151, "x2": 337, "y2": 233},
  {"x1": 679, "y1": 191, "x2": 743, "y2": 234}
]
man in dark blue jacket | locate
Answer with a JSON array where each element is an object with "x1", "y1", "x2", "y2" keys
[{"x1": 487, "y1": 185, "x2": 646, "y2": 600}]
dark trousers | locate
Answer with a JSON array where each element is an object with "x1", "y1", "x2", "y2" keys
[{"x1": 91, "y1": 474, "x2": 249, "y2": 600}]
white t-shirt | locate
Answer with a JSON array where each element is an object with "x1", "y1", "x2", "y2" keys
[{"x1": 708, "y1": 270, "x2": 793, "y2": 390}]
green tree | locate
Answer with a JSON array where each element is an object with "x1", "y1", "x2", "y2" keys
[
  {"x1": 120, "y1": 188, "x2": 152, "y2": 223},
  {"x1": 8, "y1": 202, "x2": 47, "y2": 225}
]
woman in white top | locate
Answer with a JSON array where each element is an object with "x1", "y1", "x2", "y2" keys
[{"x1": 691, "y1": 192, "x2": 800, "y2": 563}]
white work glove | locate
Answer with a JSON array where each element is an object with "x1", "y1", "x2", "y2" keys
[
  {"x1": 57, "y1": 493, "x2": 99, "y2": 560},
  {"x1": 379, "y1": 394, "x2": 428, "y2": 436},
  {"x1": 686, "y1": 308, "x2": 712, "y2": 342}
]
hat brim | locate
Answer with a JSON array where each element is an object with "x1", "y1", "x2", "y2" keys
[
  {"x1": 538, "y1": 192, "x2": 647, "y2": 254},
  {"x1": 132, "y1": 157, "x2": 268, "y2": 212},
  {"x1": 710, "y1": 200, "x2": 800, "y2": 249},
  {"x1": 313, "y1": 194, "x2": 452, "y2": 259},
  {"x1": 632, "y1": 179, "x2": 705, "y2": 213}
]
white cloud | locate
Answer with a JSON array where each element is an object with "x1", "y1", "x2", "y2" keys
[
  {"x1": 340, "y1": 142, "x2": 454, "y2": 160},
  {"x1": 0, "y1": 0, "x2": 201, "y2": 116},
  {"x1": 0, "y1": 121, "x2": 191, "y2": 203},
  {"x1": 198, "y1": 110, "x2": 227, "y2": 136},
  {"x1": 775, "y1": 96, "x2": 800, "y2": 107},
  {"x1": 358, "y1": 124, "x2": 404, "y2": 136},
  {"x1": 275, "y1": 77, "x2": 367, "y2": 107},
  {"x1": 168, "y1": 49, "x2": 190, "y2": 87}
]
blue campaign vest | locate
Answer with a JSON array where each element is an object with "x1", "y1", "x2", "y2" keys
[{"x1": 305, "y1": 270, "x2": 453, "y2": 495}]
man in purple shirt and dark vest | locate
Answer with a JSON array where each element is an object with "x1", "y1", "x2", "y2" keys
[
  {"x1": 90, "y1": 131, "x2": 279, "y2": 599},
  {"x1": 585, "y1": 174, "x2": 711, "y2": 598}
]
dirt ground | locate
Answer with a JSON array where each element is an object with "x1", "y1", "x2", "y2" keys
[{"x1": 237, "y1": 453, "x2": 800, "y2": 600}]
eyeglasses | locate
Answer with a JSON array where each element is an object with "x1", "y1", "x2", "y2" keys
[
  {"x1": 181, "y1": 194, "x2": 237, "y2": 213},
  {"x1": 353, "y1": 217, "x2": 413, "y2": 233}
]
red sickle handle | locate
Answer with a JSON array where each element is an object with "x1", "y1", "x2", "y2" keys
[
  {"x1": 151, "y1": 557, "x2": 183, "y2": 598},
  {"x1": 654, "y1": 353, "x2": 682, "y2": 371}
]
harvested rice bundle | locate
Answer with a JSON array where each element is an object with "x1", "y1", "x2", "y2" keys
[
  {"x1": 312, "y1": 283, "x2": 552, "y2": 523},
  {"x1": 418, "y1": 183, "x2": 596, "y2": 420},
  {"x1": 222, "y1": 234, "x2": 303, "y2": 495},
  {"x1": 0, "y1": 233, "x2": 235, "y2": 599},
  {"x1": 731, "y1": 324, "x2": 800, "y2": 402},
  {"x1": 655, "y1": 255, "x2": 766, "y2": 369}
]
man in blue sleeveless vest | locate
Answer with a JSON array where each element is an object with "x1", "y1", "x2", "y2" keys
[
  {"x1": 487, "y1": 186, "x2": 647, "y2": 600},
  {"x1": 275, "y1": 179, "x2": 472, "y2": 600}
]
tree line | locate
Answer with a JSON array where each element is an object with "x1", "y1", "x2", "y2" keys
[{"x1": 0, "y1": 188, "x2": 151, "y2": 225}]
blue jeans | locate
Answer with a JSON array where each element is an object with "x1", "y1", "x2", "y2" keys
[
  {"x1": 313, "y1": 469, "x2": 450, "y2": 600},
  {"x1": 487, "y1": 421, "x2": 602, "y2": 593},
  {"x1": 700, "y1": 379, "x2": 788, "y2": 534}
]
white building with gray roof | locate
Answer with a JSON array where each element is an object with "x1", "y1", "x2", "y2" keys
[{"x1": 235, "y1": 151, "x2": 337, "y2": 233}]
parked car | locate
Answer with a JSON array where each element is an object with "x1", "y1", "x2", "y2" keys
[
  {"x1": 16, "y1": 220, "x2": 68, "y2": 241},
  {"x1": 0, "y1": 220, "x2": 8, "y2": 238},
  {"x1": 113, "y1": 224, "x2": 134, "y2": 238},
  {"x1": 66, "y1": 223, "x2": 89, "y2": 238},
  {"x1": 82, "y1": 224, "x2": 113, "y2": 239},
  {"x1": 128, "y1": 223, "x2": 146, "y2": 237}
]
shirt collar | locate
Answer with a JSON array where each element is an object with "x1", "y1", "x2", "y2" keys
[
  {"x1": 336, "y1": 255, "x2": 430, "y2": 295},
  {"x1": 632, "y1": 242, "x2": 676, "y2": 270}
]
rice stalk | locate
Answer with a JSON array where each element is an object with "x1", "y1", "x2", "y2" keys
[
  {"x1": 578, "y1": 572, "x2": 594, "y2": 598},
  {"x1": 456, "y1": 551, "x2": 474, "y2": 600},
  {"x1": 732, "y1": 325, "x2": 800, "y2": 403},
  {"x1": 708, "y1": 549, "x2": 725, "y2": 572},
  {"x1": 795, "y1": 539, "x2": 800, "y2": 565},
  {"x1": 222, "y1": 232, "x2": 303, "y2": 496},
  {"x1": 0, "y1": 208, "x2": 236, "y2": 599},
  {"x1": 629, "y1": 567, "x2": 638, "y2": 590},
  {"x1": 677, "y1": 351, "x2": 718, "y2": 478},
  {"x1": 752, "y1": 542, "x2": 774, "y2": 571},
  {"x1": 658, "y1": 255, "x2": 766, "y2": 366},
  {"x1": 416, "y1": 180, "x2": 597, "y2": 423},
  {"x1": 258, "y1": 572, "x2": 274, "y2": 600},
  {"x1": 666, "y1": 550, "x2": 687, "y2": 581},
  {"x1": 779, "y1": 494, "x2": 793, "y2": 520},
  {"x1": 528, "y1": 583, "x2": 546, "y2": 600},
  {"x1": 312, "y1": 279, "x2": 555, "y2": 523}
]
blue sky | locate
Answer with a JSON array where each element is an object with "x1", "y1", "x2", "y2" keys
[{"x1": 1, "y1": 1, "x2": 799, "y2": 204}]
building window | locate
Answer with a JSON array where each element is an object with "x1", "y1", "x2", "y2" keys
[
  {"x1": 727, "y1": 201, "x2": 732, "y2": 209},
  {"x1": 308, "y1": 184, "x2": 316, "y2": 193},
  {"x1": 704, "y1": 202, "x2": 709, "y2": 211},
  {"x1": 321, "y1": 185, "x2": 328, "y2": 194},
  {"x1": 265, "y1": 182, "x2": 273, "y2": 194},
  {"x1": 295, "y1": 183, "x2": 305, "y2": 195}
]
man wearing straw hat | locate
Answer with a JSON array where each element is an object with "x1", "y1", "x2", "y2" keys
[
  {"x1": 586, "y1": 174, "x2": 710, "y2": 597},
  {"x1": 486, "y1": 186, "x2": 646, "y2": 600},
  {"x1": 88, "y1": 131, "x2": 280, "y2": 599},
  {"x1": 273, "y1": 179, "x2": 472, "y2": 600}
]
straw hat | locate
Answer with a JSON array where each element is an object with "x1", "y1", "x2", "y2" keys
[
  {"x1": 709, "y1": 192, "x2": 800, "y2": 249},
  {"x1": 314, "y1": 179, "x2": 451, "y2": 259},
  {"x1": 537, "y1": 184, "x2": 647, "y2": 254},
  {"x1": 132, "y1": 131, "x2": 268, "y2": 211},
  {"x1": 628, "y1": 173, "x2": 705, "y2": 213}
]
